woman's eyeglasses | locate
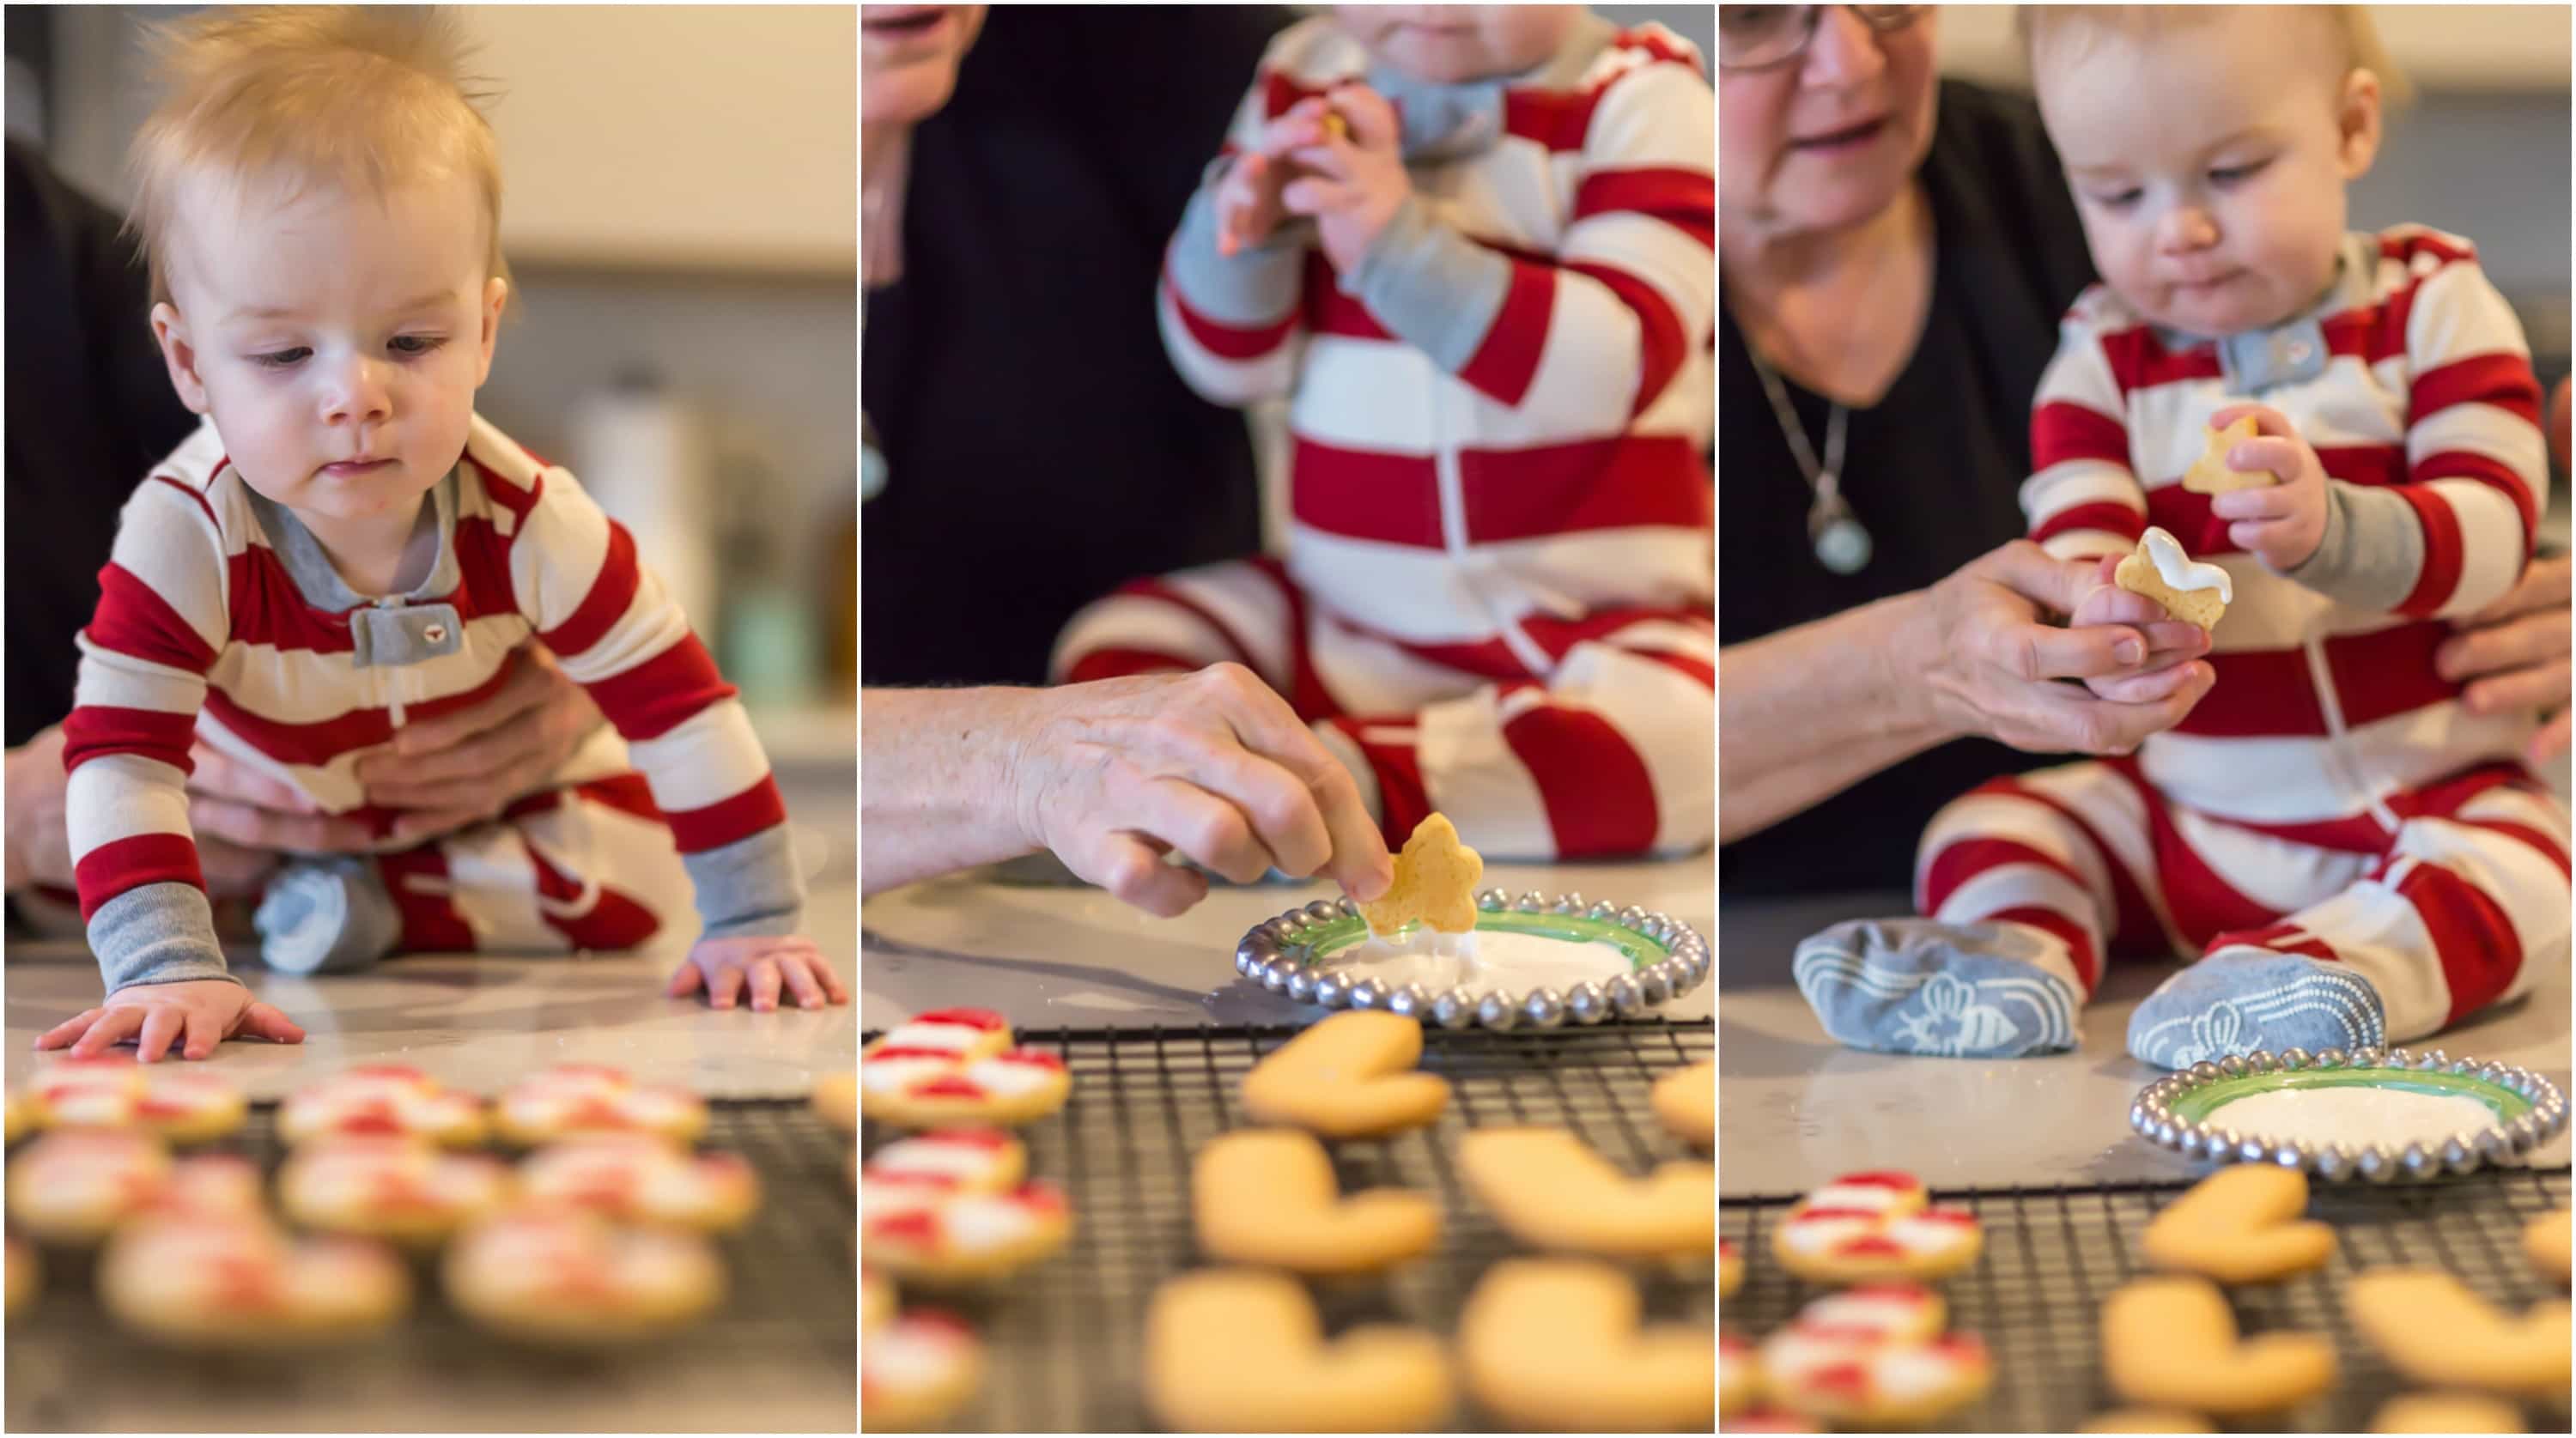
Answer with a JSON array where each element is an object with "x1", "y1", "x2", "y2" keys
[{"x1": 1718, "y1": 5, "x2": 1926, "y2": 73}]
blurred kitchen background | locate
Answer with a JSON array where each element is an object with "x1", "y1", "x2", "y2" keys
[
  {"x1": 1939, "y1": 3, "x2": 2575, "y2": 549},
  {"x1": 6, "y1": 3, "x2": 859, "y2": 769}
]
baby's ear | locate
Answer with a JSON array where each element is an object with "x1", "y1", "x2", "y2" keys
[
  {"x1": 2336, "y1": 68, "x2": 2385, "y2": 179},
  {"x1": 149, "y1": 302, "x2": 212, "y2": 416},
  {"x1": 473, "y1": 276, "x2": 509, "y2": 385}
]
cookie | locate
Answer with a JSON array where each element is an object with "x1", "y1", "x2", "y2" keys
[
  {"x1": 2077, "y1": 1411, "x2": 2215, "y2": 1433},
  {"x1": 1720, "y1": 1332, "x2": 1759, "y2": 1418},
  {"x1": 2182, "y1": 414, "x2": 2275, "y2": 494},
  {"x1": 444, "y1": 1208, "x2": 726, "y2": 1345},
  {"x1": 1771, "y1": 1171, "x2": 1981, "y2": 1284},
  {"x1": 1786, "y1": 1283, "x2": 1947, "y2": 1341},
  {"x1": 2371, "y1": 1392, "x2": 2525, "y2": 1433},
  {"x1": 814, "y1": 1071, "x2": 858, "y2": 1133},
  {"x1": 1759, "y1": 1320, "x2": 1991, "y2": 1428},
  {"x1": 1458, "y1": 1258, "x2": 1713, "y2": 1432},
  {"x1": 4, "y1": 1087, "x2": 31, "y2": 1144},
  {"x1": 21, "y1": 1055, "x2": 247, "y2": 1143},
  {"x1": 99, "y1": 1215, "x2": 410, "y2": 1349},
  {"x1": 1358, "y1": 812, "x2": 1481, "y2": 937},
  {"x1": 276, "y1": 1137, "x2": 513, "y2": 1246},
  {"x1": 493, "y1": 1065, "x2": 708, "y2": 1147},
  {"x1": 6, "y1": 1132, "x2": 262, "y2": 1243},
  {"x1": 1460, "y1": 1127, "x2": 1713, "y2": 1259},
  {"x1": 863, "y1": 1265, "x2": 895, "y2": 1332},
  {"x1": 1719, "y1": 1236, "x2": 1743, "y2": 1298},
  {"x1": 1144, "y1": 1267, "x2": 1454, "y2": 1431},
  {"x1": 2524, "y1": 1207, "x2": 2570, "y2": 1283},
  {"x1": 865, "y1": 1308, "x2": 983, "y2": 1430},
  {"x1": 1651, "y1": 1059, "x2": 1714, "y2": 1148},
  {"x1": 866, "y1": 1129, "x2": 1026, "y2": 1192},
  {"x1": 1194, "y1": 1128, "x2": 1439, "y2": 1275},
  {"x1": 1239, "y1": 1011, "x2": 1449, "y2": 1138},
  {"x1": 6, "y1": 1237, "x2": 36, "y2": 1316},
  {"x1": 2348, "y1": 1268, "x2": 2570, "y2": 1400},
  {"x1": 862, "y1": 1175, "x2": 1071, "y2": 1285},
  {"x1": 2102, "y1": 1275, "x2": 2334, "y2": 1415},
  {"x1": 278, "y1": 1065, "x2": 487, "y2": 1147},
  {"x1": 2142, "y1": 1164, "x2": 2333, "y2": 1283},
  {"x1": 861, "y1": 1014, "x2": 1072, "y2": 1132},
  {"x1": 516, "y1": 1133, "x2": 759, "y2": 1233},
  {"x1": 1722, "y1": 1412, "x2": 1823, "y2": 1433},
  {"x1": 2114, "y1": 525, "x2": 2232, "y2": 631}
]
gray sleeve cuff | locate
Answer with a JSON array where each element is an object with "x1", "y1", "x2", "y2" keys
[
  {"x1": 1165, "y1": 159, "x2": 1308, "y2": 328},
  {"x1": 2285, "y1": 480, "x2": 2427, "y2": 610},
  {"x1": 682, "y1": 826, "x2": 806, "y2": 942},
  {"x1": 1343, "y1": 193, "x2": 1514, "y2": 374},
  {"x1": 88, "y1": 882, "x2": 238, "y2": 993}
]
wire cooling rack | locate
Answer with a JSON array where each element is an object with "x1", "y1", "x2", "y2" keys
[
  {"x1": 5, "y1": 1101, "x2": 855, "y2": 1434},
  {"x1": 862, "y1": 1019, "x2": 1717, "y2": 1433},
  {"x1": 1723, "y1": 1167, "x2": 2573, "y2": 1434}
]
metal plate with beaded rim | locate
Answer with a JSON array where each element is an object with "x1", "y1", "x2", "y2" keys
[
  {"x1": 2129, "y1": 1045, "x2": 2571, "y2": 1182},
  {"x1": 1231, "y1": 888, "x2": 1710, "y2": 1031}
]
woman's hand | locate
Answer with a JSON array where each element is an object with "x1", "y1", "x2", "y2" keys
[
  {"x1": 36, "y1": 979, "x2": 305, "y2": 1063},
  {"x1": 7, "y1": 728, "x2": 283, "y2": 898},
  {"x1": 1912, "y1": 540, "x2": 2215, "y2": 755},
  {"x1": 2434, "y1": 376, "x2": 2575, "y2": 765},
  {"x1": 1009, "y1": 664, "x2": 1394, "y2": 918},
  {"x1": 356, "y1": 644, "x2": 602, "y2": 844}
]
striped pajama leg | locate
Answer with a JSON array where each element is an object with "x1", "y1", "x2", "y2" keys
[{"x1": 369, "y1": 774, "x2": 698, "y2": 956}]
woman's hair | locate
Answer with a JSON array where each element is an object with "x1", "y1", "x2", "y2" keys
[
  {"x1": 125, "y1": 6, "x2": 512, "y2": 313},
  {"x1": 2019, "y1": 5, "x2": 2414, "y2": 110}
]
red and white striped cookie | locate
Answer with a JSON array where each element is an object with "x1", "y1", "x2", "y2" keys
[
  {"x1": 1771, "y1": 1172, "x2": 1981, "y2": 1284},
  {"x1": 1720, "y1": 1236, "x2": 1743, "y2": 1298},
  {"x1": 21, "y1": 1056, "x2": 247, "y2": 1143},
  {"x1": 1721, "y1": 1332, "x2": 1760, "y2": 1419},
  {"x1": 6, "y1": 1132, "x2": 260, "y2": 1242},
  {"x1": 865, "y1": 1130, "x2": 1026, "y2": 1192},
  {"x1": 493, "y1": 1065, "x2": 707, "y2": 1147},
  {"x1": 1759, "y1": 1325, "x2": 1992, "y2": 1427},
  {"x1": 278, "y1": 1137, "x2": 513, "y2": 1245},
  {"x1": 99, "y1": 1215, "x2": 410, "y2": 1349},
  {"x1": 278, "y1": 1065, "x2": 488, "y2": 1148},
  {"x1": 1787, "y1": 1284, "x2": 1947, "y2": 1343},
  {"x1": 517, "y1": 1133, "x2": 759, "y2": 1232},
  {"x1": 443, "y1": 1207, "x2": 725, "y2": 1345},
  {"x1": 860, "y1": 1015, "x2": 1072, "y2": 1131},
  {"x1": 864, "y1": 1308, "x2": 983, "y2": 1429},
  {"x1": 861, "y1": 1177, "x2": 1072, "y2": 1285}
]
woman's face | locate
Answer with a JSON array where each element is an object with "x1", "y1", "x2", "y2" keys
[
  {"x1": 862, "y1": 5, "x2": 987, "y2": 128},
  {"x1": 1718, "y1": 7, "x2": 1941, "y2": 244}
]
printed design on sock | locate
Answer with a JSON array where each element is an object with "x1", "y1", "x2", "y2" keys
[
  {"x1": 1791, "y1": 921, "x2": 2079, "y2": 1059},
  {"x1": 2129, "y1": 959, "x2": 2385, "y2": 1069},
  {"x1": 1890, "y1": 973, "x2": 2027, "y2": 1056}
]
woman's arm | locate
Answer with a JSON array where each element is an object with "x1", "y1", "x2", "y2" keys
[{"x1": 1720, "y1": 593, "x2": 1953, "y2": 843}]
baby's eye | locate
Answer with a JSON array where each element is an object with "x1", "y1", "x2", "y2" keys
[
  {"x1": 389, "y1": 335, "x2": 447, "y2": 357},
  {"x1": 2090, "y1": 187, "x2": 2143, "y2": 210},
  {"x1": 2208, "y1": 160, "x2": 2269, "y2": 185},
  {"x1": 251, "y1": 348, "x2": 311, "y2": 368}
]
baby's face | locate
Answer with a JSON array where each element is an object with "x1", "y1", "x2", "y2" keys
[
  {"x1": 2034, "y1": 9, "x2": 2378, "y2": 339},
  {"x1": 154, "y1": 169, "x2": 504, "y2": 533},
  {"x1": 1332, "y1": 5, "x2": 1583, "y2": 84}
]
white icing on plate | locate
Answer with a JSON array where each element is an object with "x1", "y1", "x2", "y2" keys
[
  {"x1": 1316, "y1": 930, "x2": 1634, "y2": 1000},
  {"x1": 2141, "y1": 526, "x2": 2233, "y2": 603},
  {"x1": 2205, "y1": 1085, "x2": 2502, "y2": 1150}
]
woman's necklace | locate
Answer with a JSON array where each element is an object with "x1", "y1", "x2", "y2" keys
[{"x1": 1747, "y1": 349, "x2": 1872, "y2": 575}]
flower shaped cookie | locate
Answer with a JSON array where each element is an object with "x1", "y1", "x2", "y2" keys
[{"x1": 1770, "y1": 1171, "x2": 1981, "y2": 1284}]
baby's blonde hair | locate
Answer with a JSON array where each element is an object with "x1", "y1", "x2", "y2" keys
[
  {"x1": 2020, "y1": 5, "x2": 2413, "y2": 110},
  {"x1": 125, "y1": 6, "x2": 512, "y2": 315}
]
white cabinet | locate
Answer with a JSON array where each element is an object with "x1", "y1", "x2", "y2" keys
[{"x1": 1938, "y1": 3, "x2": 2570, "y2": 92}]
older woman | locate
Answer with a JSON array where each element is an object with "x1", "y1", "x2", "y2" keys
[{"x1": 1717, "y1": 5, "x2": 2572, "y2": 895}]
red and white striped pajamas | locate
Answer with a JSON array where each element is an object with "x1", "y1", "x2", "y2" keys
[
  {"x1": 1057, "y1": 18, "x2": 1716, "y2": 861},
  {"x1": 64, "y1": 415, "x2": 799, "y2": 992},
  {"x1": 1920, "y1": 227, "x2": 2570, "y2": 1041}
]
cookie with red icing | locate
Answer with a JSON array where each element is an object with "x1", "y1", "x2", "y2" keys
[
  {"x1": 493, "y1": 1065, "x2": 708, "y2": 1147},
  {"x1": 20, "y1": 1055, "x2": 247, "y2": 1143},
  {"x1": 1721, "y1": 1332, "x2": 1760, "y2": 1419},
  {"x1": 1771, "y1": 1171, "x2": 1982, "y2": 1284},
  {"x1": 7, "y1": 1132, "x2": 263, "y2": 1243},
  {"x1": 7, "y1": 1086, "x2": 35, "y2": 1144},
  {"x1": 517, "y1": 1133, "x2": 759, "y2": 1233},
  {"x1": 815, "y1": 1071, "x2": 858, "y2": 1133},
  {"x1": 863, "y1": 1265, "x2": 895, "y2": 1332},
  {"x1": 1720, "y1": 1237, "x2": 1743, "y2": 1298},
  {"x1": 1759, "y1": 1315, "x2": 1992, "y2": 1427},
  {"x1": 444, "y1": 1207, "x2": 726, "y2": 1345},
  {"x1": 864, "y1": 1308, "x2": 983, "y2": 1430},
  {"x1": 278, "y1": 1065, "x2": 488, "y2": 1148},
  {"x1": 861, "y1": 1170, "x2": 1072, "y2": 1286},
  {"x1": 861, "y1": 1010, "x2": 1071, "y2": 1131},
  {"x1": 99, "y1": 1215, "x2": 410, "y2": 1349},
  {"x1": 866, "y1": 1129, "x2": 1026, "y2": 1192},
  {"x1": 277, "y1": 1137, "x2": 513, "y2": 1246}
]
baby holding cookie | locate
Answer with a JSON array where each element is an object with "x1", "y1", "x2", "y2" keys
[
  {"x1": 42, "y1": 8, "x2": 844, "y2": 1064},
  {"x1": 1798, "y1": 5, "x2": 2567, "y2": 1067},
  {"x1": 1048, "y1": 5, "x2": 1715, "y2": 864}
]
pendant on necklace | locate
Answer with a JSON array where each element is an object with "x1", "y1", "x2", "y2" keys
[{"x1": 1808, "y1": 482, "x2": 1873, "y2": 575}]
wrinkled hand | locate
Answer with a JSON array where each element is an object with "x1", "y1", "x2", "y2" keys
[
  {"x1": 665, "y1": 934, "x2": 851, "y2": 1012},
  {"x1": 356, "y1": 644, "x2": 600, "y2": 844},
  {"x1": 1914, "y1": 540, "x2": 2214, "y2": 755},
  {"x1": 1276, "y1": 85, "x2": 1412, "y2": 275},
  {"x1": 2439, "y1": 554, "x2": 2573, "y2": 768},
  {"x1": 36, "y1": 979, "x2": 305, "y2": 1063},
  {"x1": 1012, "y1": 663, "x2": 1394, "y2": 918},
  {"x1": 2204, "y1": 403, "x2": 2329, "y2": 572},
  {"x1": 5, "y1": 728, "x2": 276, "y2": 897}
]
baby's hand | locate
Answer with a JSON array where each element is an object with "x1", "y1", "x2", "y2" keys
[
  {"x1": 35, "y1": 979, "x2": 305, "y2": 1063},
  {"x1": 1215, "y1": 99, "x2": 1336, "y2": 258},
  {"x1": 1277, "y1": 84, "x2": 1412, "y2": 275},
  {"x1": 2067, "y1": 554, "x2": 2219, "y2": 701},
  {"x1": 665, "y1": 934, "x2": 850, "y2": 1013},
  {"x1": 2204, "y1": 403, "x2": 2329, "y2": 572}
]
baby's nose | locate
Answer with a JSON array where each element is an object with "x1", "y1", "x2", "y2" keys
[{"x1": 2155, "y1": 207, "x2": 2221, "y2": 254}]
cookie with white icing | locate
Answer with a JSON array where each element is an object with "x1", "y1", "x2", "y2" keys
[
  {"x1": 1771, "y1": 1171, "x2": 1982, "y2": 1285},
  {"x1": 2115, "y1": 526, "x2": 2233, "y2": 631},
  {"x1": 444, "y1": 1207, "x2": 726, "y2": 1345},
  {"x1": 99, "y1": 1215, "x2": 410, "y2": 1349},
  {"x1": 493, "y1": 1065, "x2": 707, "y2": 1147},
  {"x1": 861, "y1": 1173, "x2": 1071, "y2": 1286},
  {"x1": 815, "y1": 1071, "x2": 858, "y2": 1134},
  {"x1": 7, "y1": 1132, "x2": 262, "y2": 1243},
  {"x1": 516, "y1": 1133, "x2": 759, "y2": 1233},
  {"x1": 6, "y1": 1237, "x2": 37, "y2": 1316},
  {"x1": 21, "y1": 1055, "x2": 246, "y2": 1144},
  {"x1": 864, "y1": 1308, "x2": 983, "y2": 1430},
  {"x1": 277, "y1": 1137, "x2": 514, "y2": 1246},
  {"x1": 278, "y1": 1065, "x2": 488, "y2": 1148},
  {"x1": 861, "y1": 1012, "x2": 1072, "y2": 1132},
  {"x1": 1760, "y1": 1322, "x2": 1992, "y2": 1428},
  {"x1": 866, "y1": 1129, "x2": 1026, "y2": 1192}
]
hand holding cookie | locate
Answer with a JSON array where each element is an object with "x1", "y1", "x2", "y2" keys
[
  {"x1": 1215, "y1": 98, "x2": 1339, "y2": 259},
  {"x1": 2200, "y1": 403, "x2": 2329, "y2": 572},
  {"x1": 1277, "y1": 84, "x2": 1412, "y2": 276}
]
